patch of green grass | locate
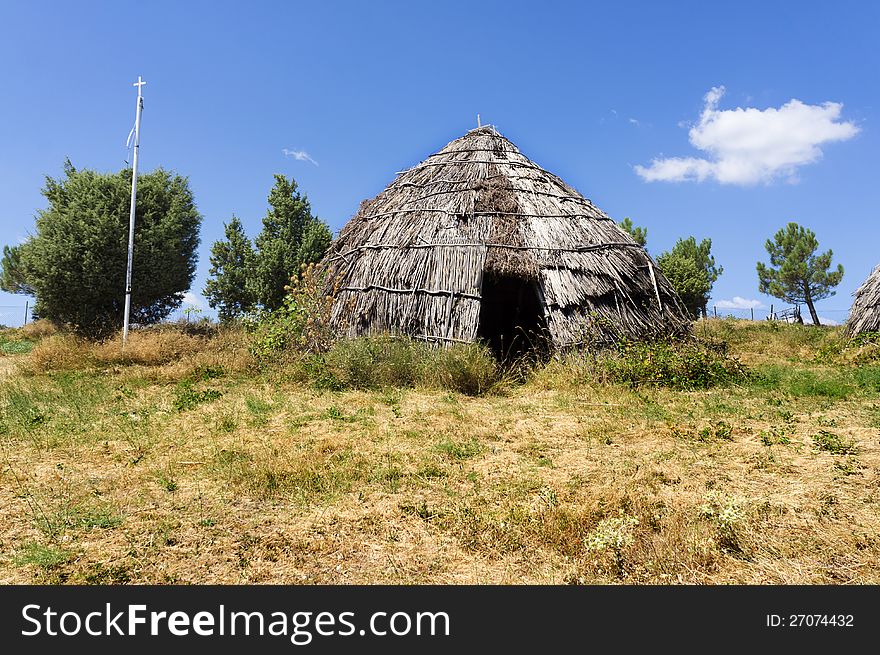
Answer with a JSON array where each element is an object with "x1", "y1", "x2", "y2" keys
[
  {"x1": 400, "y1": 500, "x2": 443, "y2": 521},
  {"x1": 812, "y1": 430, "x2": 857, "y2": 455},
  {"x1": 753, "y1": 366, "x2": 855, "y2": 399},
  {"x1": 1, "y1": 338, "x2": 34, "y2": 354},
  {"x1": 434, "y1": 437, "x2": 484, "y2": 460},
  {"x1": 216, "y1": 413, "x2": 239, "y2": 433},
  {"x1": 213, "y1": 446, "x2": 369, "y2": 502},
  {"x1": 632, "y1": 393, "x2": 671, "y2": 422},
  {"x1": 326, "y1": 405, "x2": 355, "y2": 422},
  {"x1": 868, "y1": 404, "x2": 880, "y2": 429},
  {"x1": 324, "y1": 405, "x2": 373, "y2": 424},
  {"x1": 371, "y1": 459, "x2": 405, "y2": 491},
  {"x1": 599, "y1": 338, "x2": 748, "y2": 390},
  {"x1": 416, "y1": 462, "x2": 448, "y2": 479},
  {"x1": 194, "y1": 364, "x2": 225, "y2": 381},
  {"x1": 82, "y1": 562, "x2": 132, "y2": 584},
  {"x1": 760, "y1": 427, "x2": 791, "y2": 446},
  {"x1": 833, "y1": 457, "x2": 862, "y2": 477},
  {"x1": 853, "y1": 366, "x2": 880, "y2": 393},
  {"x1": 173, "y1": 381, "x2": 221, "y2": 411},
  {"x1": 244, "y1": 394, "x2": 271, "y2": 416},
  {"x1": 73, "y1": 506, "x2": 123, "y2": 530},
  {"x1": 788, "y1": 374, "x2": 853, "y2": 400},
  {"x1": 698, "y1": 421, "x2": 734, "y2": 442},
  {"x1": 157, "y1": 470, "x2": 178, "y2": 493},
  {"x1": 13, "y1": 542, "x2": 71, "y2": 570}
]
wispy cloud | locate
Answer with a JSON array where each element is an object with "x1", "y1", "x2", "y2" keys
[
  {"x1": 635, "y1": 86, "x2": 859, "y2": 185},
  {"x1": 282, "y1": 148, "x2": 319, "y2": 166},
  {"x1": 628, "y1": 118, "x2": 641, "y2": 126},
  {"x1": 715, "y1": 296, "x2": 767, "y2": 310}
]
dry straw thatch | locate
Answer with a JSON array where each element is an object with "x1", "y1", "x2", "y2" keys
[
  {"x1": 322, "y1": 126, "x2": 691, "y2": 350},
  {"x1": 846, "y1": 264, "x2": 880, "y2": 336}
]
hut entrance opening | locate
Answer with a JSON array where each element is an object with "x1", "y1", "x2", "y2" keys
[{"x1": 477, "y1": 273, "x2": 546, "y2": 357}]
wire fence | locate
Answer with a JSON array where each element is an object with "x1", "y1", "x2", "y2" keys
[
  {"x1": 0, "y1": 304, "x2": 201, "y2": 329},
  {"x1": 0, "y1": 304, "x2": 31, "y2": 329},
  {"x1": 704, "y1": 306, "x2": 851, "y2": 325},
  {"x1": 0, "y1": 304, "x2": 853, "y2": 329}
]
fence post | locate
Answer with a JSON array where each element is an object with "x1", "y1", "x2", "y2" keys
[
  {"x1": 714, "y1": 306, "x2": 717, "y2": 318},
  {"x1": 750, "y1": 307, "x2": 754, "y2": 321},
  {"x1": 24, "y1": 300, "x2": 28, "y2": 325}
]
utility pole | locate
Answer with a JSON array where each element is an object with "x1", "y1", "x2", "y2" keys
[{"x1": 123, "y1": 76, "x2": 145, "y2": 348}]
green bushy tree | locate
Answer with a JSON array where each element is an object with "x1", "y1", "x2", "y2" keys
[
  {"x1": 657, "y1": 237, "x2": 722, "y2": 318},
  {"x1": 757, "y1": 222, "x2": 843, "y2": 325},
  {"x1": 0, "y1": 161, "x2": 200, "y2": 336}
]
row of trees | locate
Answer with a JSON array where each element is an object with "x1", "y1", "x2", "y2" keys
[
  {"x1": 0, "y1": 163, "x2": 330, "y2": 335},
  {"x1": 204, "y1": 175, "x2": 331, "y2": 320},
  {"x1": 619, "y1": 218, "x2": 844, "y2": 325},
  {"x1": 0, "y1": 159, "x2": 845, "y2": 335}
]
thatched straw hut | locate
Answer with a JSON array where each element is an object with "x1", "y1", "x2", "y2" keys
[
  {"x1": 846, "y1": 264, "x2": 880, "y2": 336},
  {"x1": 322, "y1": 126, "x2": 691, "y2": 352}
]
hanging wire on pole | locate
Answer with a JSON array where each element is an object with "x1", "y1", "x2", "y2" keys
[{"x1": 122, "y1": 76, "x2": 146, "y2": 349}]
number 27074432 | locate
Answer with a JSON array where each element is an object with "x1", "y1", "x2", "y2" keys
[{"x1": 766, "y1": 614, "x2": 854, "y2": 627}]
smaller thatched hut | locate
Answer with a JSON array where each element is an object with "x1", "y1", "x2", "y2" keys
[{"x1": 846, "y1": 264, "x2": 880, "y2": 336}]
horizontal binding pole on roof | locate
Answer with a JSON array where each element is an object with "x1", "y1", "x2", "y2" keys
[
  {"x1": 361, "y1": 208, "x2": 608, "y2": 220},
  {"x1": 425, "y1": 148, "x2": 519, "y2": 157},
  {"x1": 339, "y1": 285, "x2": 481, "y2": 300},
  {"x1": 398, "y1": 186, "x2": 591, "y2": 204},
  {"x1": 395, "y1": 173, "x2": 545, "y2": 188},
  {"x1": 397, "y1": 160, "x2": 547, "y2": 174},
  {"x1": 328, "y1": 241, "x2": 644, "y2": 262}
]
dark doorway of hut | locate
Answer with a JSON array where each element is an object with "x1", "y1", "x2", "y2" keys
[{"x1": 477, "y1": 273, "x2": 547, "y2": 360}]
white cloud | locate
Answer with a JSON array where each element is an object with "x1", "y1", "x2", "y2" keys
[
  {"x1": 635, "y1": 86, "x2": 859, "y2": 185},
  {"x1": 181, "y1": 291, "x2": 205, "y2": 308},
  {"x1": 715, "y1": 296, "x2": 767, "y2": 310},
  {"x1": 818, "y1": 316, "x2": 840, "y2": 326},
  {"x1": 282, "y1": 148, "x2": 319, "y2": 166},
  {"x1": 628, "y1": 118, "x2": 640, "y2": 126}
]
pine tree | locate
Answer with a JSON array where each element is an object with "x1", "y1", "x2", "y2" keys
[
  {"x1": 618, "y1": 217, "x2": 647, "y2": 247},
  {"x1": 251, "y1": 175, "x2": 332, "y2": 310},
  {"x1": 203, "y1": 217, "x2": 256, "y2": 321},
  {"x1": 756, "y1": 222, "x2": 843, "y2": 325}
]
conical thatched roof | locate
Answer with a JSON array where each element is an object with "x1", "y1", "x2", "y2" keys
[
  {"x1": 322, "y1": 126, "x2": 691, "y2": 350},
  {"x1": 846, "y1": 264, "x2": 880, "y2": 336}
]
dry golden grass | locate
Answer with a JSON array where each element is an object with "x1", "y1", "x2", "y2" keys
[
  {"x1": 18, "y1": 319, "x2": 59, "y2": 340},
  {"x1": 20, "y1": 324, "x2": 255, "y2": 381},
  {"x1": 1, "y1": 320, "x2": 878, "y2": 584}
]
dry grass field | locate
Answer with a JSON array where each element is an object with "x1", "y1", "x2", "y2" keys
[{"x1": 1, "y1": 319, "x2": 879, "y2": 584}]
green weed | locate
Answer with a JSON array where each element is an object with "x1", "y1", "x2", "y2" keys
[{"x1": 812, "y1": 430, "x2": 857, "y2": 455}]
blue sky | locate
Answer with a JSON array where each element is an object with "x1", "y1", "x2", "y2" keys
[{"x1": 1, "y1": 0, "x2": 877, "y2": 326}]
